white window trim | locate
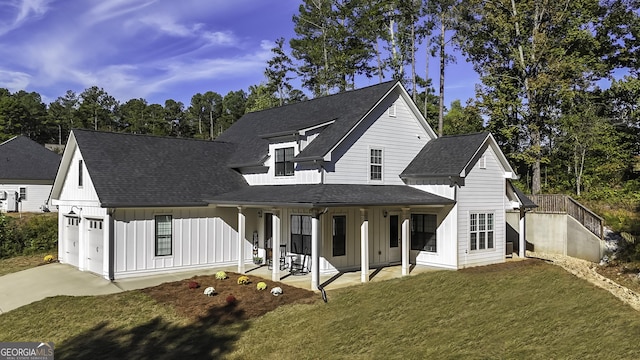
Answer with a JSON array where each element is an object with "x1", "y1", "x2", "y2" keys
[
  {"x1": 479, "y1": 155, "x2": 487, "y2": 169},
  {"x1": 369, "y1": 147, "x2": 384, "y2": 182},
  {"x1": 469, "y1": 211, "x2": 495, "y2": 252},
  {"x1": 274, "y1": 146, "x2": 295, "y2": 177},
  {"x1": 154, "y1": 214, "x2": 173, "y2": 257}
]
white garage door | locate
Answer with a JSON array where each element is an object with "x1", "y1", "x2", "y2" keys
[
  {"x1": 64, "y1": 217, "x2": 80, "y2": 267},
  {"x1": 87, "y1": 219, "x2": 104, "y2": 275}
]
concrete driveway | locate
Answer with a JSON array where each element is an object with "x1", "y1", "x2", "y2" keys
[{"x1": 0, "y1": 263, "x2": 224, "y2": 314}]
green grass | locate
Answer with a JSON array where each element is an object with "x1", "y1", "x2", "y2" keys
[
  {"x1": 1, "y1": 260, "x2": 640, "y2": 359},
  {"x1": 0, "y1": 251, "x2": 55, "y2": 276}
]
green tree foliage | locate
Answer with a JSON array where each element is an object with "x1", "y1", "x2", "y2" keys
[
  {"x1": 0, "y1": 214, "x2": 57, "y2": 259},
  {"x1": 78, "y1": 86, "x2": 118, "y2": 131},
  {"x1": 265, "y1": 38, "x2": 295, "y2": 106},
  {"x1": 246, "y1": 83, "x2": 280, "y2": 113},
  {"x1": 442, "y1": 99, "x2": 484, "y2": 135},
  {"x1": 455, "y1": 0, "x2": 627, "y2": 194}
]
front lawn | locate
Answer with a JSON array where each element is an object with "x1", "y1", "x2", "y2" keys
[
  {"x1": 1, "y1": 260, "x2": 639, "y2": 359},
  {"x1": 0, "y1": 251, "x2": 55, "y2": 277}
]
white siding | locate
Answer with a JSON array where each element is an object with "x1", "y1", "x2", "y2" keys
[
  {"x1": 57, "y1": 147, "x2": 100, "y2": 205},
  {"x1": 0, "y1": 183, "x2": 53, "y2": 212},
  {"x1": 242, "y1": 140, "x2": 322, "y2": 185},
  {"x1": 112, "y1": 207, "x2": 258, "y2": 279},
  {"x1": 325, "y1": 94, "x2": 432, "y2": 184},
  {"x1": 457, "y1": 147, "x2": 507, "y2": 268}
]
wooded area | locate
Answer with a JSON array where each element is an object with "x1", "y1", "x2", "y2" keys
[{"x1": 1, "y1": 0, "x2": 638, "y2": 230}]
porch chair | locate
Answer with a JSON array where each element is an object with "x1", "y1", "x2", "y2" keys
[
  {"x1": 267, "y1": 245, "x2": 288, "y2": 270},
  {"x1": 290, "y1": 247, "x2": 310, "y2": 275}
]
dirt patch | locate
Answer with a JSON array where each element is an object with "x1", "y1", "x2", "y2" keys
[
  {"x1": 595, "y1": 262, "x2": 640, "y2": 295},
  {"x1": 459, "y1": 258, "x2": 547, "y2": 273},
  {"x1": 142, "y1": 272, "x2": 318, "y2": 324},
  {"x1": 530, "y1": 252, "x2": 640, "y2": 312}
]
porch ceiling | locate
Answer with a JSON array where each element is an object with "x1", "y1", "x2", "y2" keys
[{"x1": 205, "y1": 184, "x2": 455, "y2": 208}]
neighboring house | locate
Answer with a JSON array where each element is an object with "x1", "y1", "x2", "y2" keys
[
  {"x1": 50, "y1": 81, "x2": 526, "y2": 289},
  {"x1": 0, "y1": 136, "x2": 61, "y2": 213}
]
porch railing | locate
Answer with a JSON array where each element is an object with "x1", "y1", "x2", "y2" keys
[{"x1": 528, "y1": 194, "x2": 604, "y2": 239}]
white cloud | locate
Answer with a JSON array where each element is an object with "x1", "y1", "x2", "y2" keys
[
  {"x1": 0, "y1": 69, "x2": 31, "y2": 91},
  {"x1": 0, "y1": 0, "x2": 51, "y2": 36}
]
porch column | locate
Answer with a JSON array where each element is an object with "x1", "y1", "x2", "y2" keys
[
  {"x1": 271, "y1": 209, "x2": 281, "y2": 282},
  {"x1": 311, "y1": 212, "x2": 320, "y2": 290},
  {"x1": 360, "y1": 208, "x2": 369, "y2": 283},
  {"x1": 519, "y1": 208, "x2": 526, "y2": 258},
  {"x1": 401, "y1": 207, "x2": 410, "y2": 276},
  {"x1": 237, "y1": 207, "x2": 246, "y2": 274}
]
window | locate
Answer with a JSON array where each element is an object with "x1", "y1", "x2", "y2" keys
[
  {"x1": 155, "y1": 215, "x2": 172, "y2": 256},
  {"x1": 19, "y1": 187, "x2": 26, "y2": 201},
  {"x1": 275, "y1": 147, "x2": 295, "y2": 176},
  {"x1": 387, "y1": 104, "x2": 396, "y2": 117},
  {"x1": 411, "y1": 214, "x2": 437, "y2": 252},
  {"x1": 370, "y1": 148, "x2": 383, "y2": 181},
  {"x1": 332, "y1": 215, "x2": 346, "y2": 256},
  {"x1": 291, "y1": 215, "x2": 311, "y2": 255},
  {"x1": 78, "y1": 160, "x2": 84, "y2": 187},
  {"x1": 470, "y1": 213, "x2": 494, "y2": 251}
]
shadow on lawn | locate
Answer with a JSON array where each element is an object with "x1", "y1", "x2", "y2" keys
[{"x1": 56, "y1": 303, "x2": 249, "y2": 359}]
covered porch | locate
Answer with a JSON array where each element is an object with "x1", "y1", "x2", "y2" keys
[{"x1": 208, "y1": 184, "x2": 456, "y2": 291}]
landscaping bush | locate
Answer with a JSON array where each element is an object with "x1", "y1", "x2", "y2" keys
[{"x1": 0, "y1": 213, "x2": 58, "y2": 259}]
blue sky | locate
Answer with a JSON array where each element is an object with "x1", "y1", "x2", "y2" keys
[{"x1": 0, "y1": 0, "x2": 479, "y2": 107}]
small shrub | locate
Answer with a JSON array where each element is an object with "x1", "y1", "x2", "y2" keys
[
  {"x1": 188, "y1": 281, "x2": 200, "y2": 289},
  {"x1": 215, "y1": 271, "x2": 228, "y2": 280},
  {"x1": 257, "y1": 282, "x2": 267, "y2": 291},
  {"x1": 237, "y1": 275, "x2": 250, "y2": 285},
  {"x1": 43, "y1": 254, "x2": 54, "y2": 263},
  {"x1": 226, "y1": 295, "x2": 236, "y2": 304},
  {"x1": 204, "y1": 286, "x2": 215, "y2": 296}
]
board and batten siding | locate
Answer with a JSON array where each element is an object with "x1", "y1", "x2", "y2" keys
[
  {"x1": 57, "y1": 146, "x2": 100, "y2": 206},
  {"x1": 112, "y1": 207, "x2": 257, "y2": 279},
  {"x1": 325, "y1": 94, "x2": 432, "y2": 185},
  {"x1": 457, "y1": 146, "x2": 507, "y2": 268}
]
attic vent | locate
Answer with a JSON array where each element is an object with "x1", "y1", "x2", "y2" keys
[
  {"x1": 479, "y1": 155, "x2": 487, "y2": 169},
  {"x1": 387, "y1": 104, "x2": 396, "y2": 117}
]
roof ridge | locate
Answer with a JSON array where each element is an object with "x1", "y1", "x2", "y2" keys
[
  {"x1": 243, "y1": 80, "x2": 398, "y2": 115},
  {"x1": 73, "y1": 128, "x2": 229, "y2": 144}
]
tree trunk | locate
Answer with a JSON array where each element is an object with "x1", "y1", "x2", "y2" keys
[
  {"x1": 531, "y1": 127, "x2": 542, "y2": 194},
  {"x1": 209, "y1": 110, "x2": 214, "y2": 140},
  {"x1": 375, "y1": 41, "x2": 384, "y2": 83},
  {"x1": 438, "y1": 17, "x2": 445, "y2": 137},
  {"x1": 410, "y1": 15, "x2": 417, "y2": 102}
]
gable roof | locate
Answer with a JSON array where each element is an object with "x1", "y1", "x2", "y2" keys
[
  {"x1": 207, "y1": 184, "x2": 455, "y2": 208},
  {"x1": 508, "y1": 181, "x2": 538, "y2": 209},
  {"x1": 216, "y1": 81, "x2": 408, "y2": 167},
  {"x1": 52, "y1": 129, "x2": 248, "y2": 208},
  {"x1": 401, "y1": 132, "x2": 517, "y2": 180},
  {"x1": 0, "y1": 136, "x2": 61, "y2": 181}
]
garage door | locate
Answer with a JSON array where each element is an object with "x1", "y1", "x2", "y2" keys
[
  {"x1": 64, "y1": 217, "x2": 79, "y2": 267},
  {"x1": 87, "y1": 219, "x2": 104, "y2": 275}
]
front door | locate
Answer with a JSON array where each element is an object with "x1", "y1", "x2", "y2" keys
[{"x1": 388, "y1": 214, "x2": 401, "y2": 263}]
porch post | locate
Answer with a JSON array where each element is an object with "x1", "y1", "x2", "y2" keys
[
  {"x1": 401, "y1": 207, "x2": 410, "y2": 276},
  {"x1": 237, "y1": 207, "x2": 246, "y2": 274},
  {"x1": 311, "y1": 212, "x2": 320, "y2": 290},
  {"x1": 271, "y1": 209, "x2": 281, "y2": 282},
  {"x1": 519, "y1": 208, "x2": 526, "y2": 258},
  {"x1": 360, "y1": 208, "x2": 369, "y2": 283}
]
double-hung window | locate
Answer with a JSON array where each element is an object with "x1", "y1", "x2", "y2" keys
[
  {"x1": 411, "y1": 214, "x2": 437, "y2": 252},
  {"x1": 470, "y1": 213, "x2": 494, "y2": 251},
  {"x1": 370, "y1": 148, "x2": 383, "y2": 181},
  {"x1": 19, "y1": 187, "x2": 26, "y2": 201},
  {"x1": 155, "y1": 215, "x2": 173, "y2": 256},
  {"x1": 275, "y1": 147, "x2": 295, "y2": 176}
]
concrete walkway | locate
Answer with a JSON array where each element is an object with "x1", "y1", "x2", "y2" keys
[
  {"x1": 0, "y1": 263, "x2": 223, "y2": 314},
  {"x1": 0, "y1": 262, "x2": 447, "y2": 314}
]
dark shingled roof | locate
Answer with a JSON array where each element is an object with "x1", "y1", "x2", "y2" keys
[
  {"x1": 509, "y1": 181, "x2": 538, "y2": 209},
  {"x1": 216, "y1": 81, "x2": 398, "y2": 167},
  {"x1": 207, "y1": 184, "x2": 455, "y2": 208},
  {"x1": 72, "y1": 129, "x2": 248, "y2": 207},
  {"x1": 401, "y1": 133, "x2": 489, "y2": 178},
  {"x1": 0, "y1": 136, "x2": 61, "y2": 181}
]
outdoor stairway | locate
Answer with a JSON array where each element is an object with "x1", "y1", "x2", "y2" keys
[{"x1": 528, "y1": 194, "x2": 604, "y2": 239}]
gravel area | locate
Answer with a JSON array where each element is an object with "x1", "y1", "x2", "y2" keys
[{"x1": 529, "y1": 251, "x2": 640, "y2": 312}]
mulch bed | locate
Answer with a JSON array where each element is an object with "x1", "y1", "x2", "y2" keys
[{"x1": 142, "y1": 272, "x2": 318, "y2": 324}]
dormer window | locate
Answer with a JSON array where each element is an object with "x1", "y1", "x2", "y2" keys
[{"x1": 275, "y1": 147, "x2": 295, "y2": 176}]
